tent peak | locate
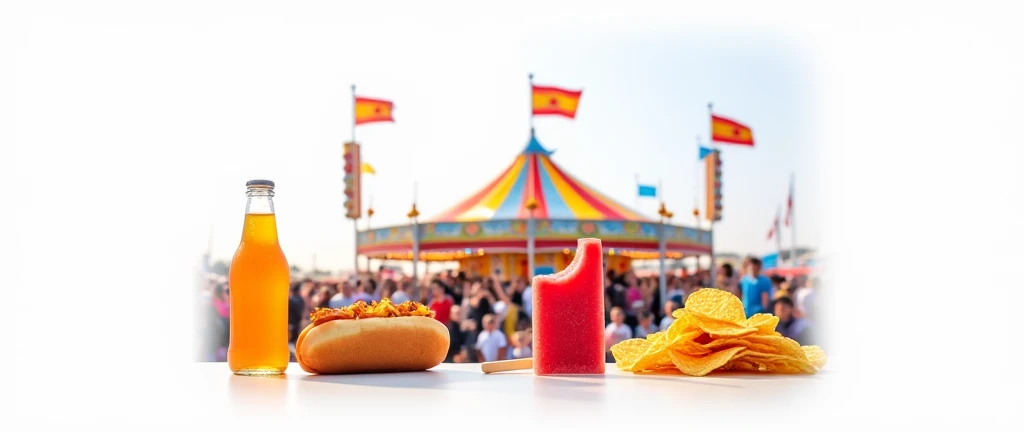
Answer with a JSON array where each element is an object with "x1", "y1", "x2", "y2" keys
[{"x1": 522, "y1": 130, "x2": 555, "y2": 156}]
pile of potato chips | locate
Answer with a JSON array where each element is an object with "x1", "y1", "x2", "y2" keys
[{"x1": 611, "y1": 288, "x2": 826, "y2": 376}]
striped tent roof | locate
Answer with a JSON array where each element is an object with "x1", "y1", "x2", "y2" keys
[{"x1": 428, "y1": 134, "x2": 651, "y2": 222}]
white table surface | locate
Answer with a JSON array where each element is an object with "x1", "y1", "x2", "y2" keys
[{"x1": 185, "y1": 360, "x2": 841, "y2": 429}]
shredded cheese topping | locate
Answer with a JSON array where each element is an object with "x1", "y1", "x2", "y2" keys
[{"x1": 310, "y1": 298, "x2": 435, "y2": 326}]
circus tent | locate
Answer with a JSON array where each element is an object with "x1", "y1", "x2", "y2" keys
[
  {"x1": 428, "y1": 135, "x2": 649, "y2": 223},
  {"x1": 356, "y1": 133, "x2": 712, "y2": 280}
]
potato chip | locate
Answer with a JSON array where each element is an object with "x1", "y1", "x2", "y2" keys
[
  {"x1": 745, "y1": 342, "x2": 783, "y2": 354},
  {"x1": 668, "y1": 346, "x2": 746, "y2": 377},
  {"x1": 742, "y1": 334, "x2": 806, "y2": 359},
  {"x1": 666, "y1": 323, "x2": 702, "y2": 344},
  {"x1": 674, "y1": 340, "x2": 712, "y2": 356},
  {"x1": 733, "y1": 351, "x2": 816, "y2": 374},
  {"x1": 610, "y1": 338, "x2": 650, "y2": 369},
  {"x1": 631, "y1": 336, "x2": 677, "y2": 372},
  {"x1": 702, "y1": 337, "x2": 752, "y2": 351},
  {"x1": 743, "y1": 313, "x2": 780, "y2": 334},
  {"x1": 726, "y1": 354, "x2": 796, "y2": 374},
  {"x1": 685, "y1": 309, "x2": 758, "y2": 337},
  {"x1": 684, "y1": 288, "x2": 746, "y2": 323},
  {"x1": 802, "y1": 345, "x2": 828, "y2": 369},
  {"x1": 671, "y1": 308, "x2": 687, "y2": 320}
]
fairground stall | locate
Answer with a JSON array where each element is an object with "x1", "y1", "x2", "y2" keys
[{"x1": 356, "y1": 133, "x2": 713, "y2": 281}]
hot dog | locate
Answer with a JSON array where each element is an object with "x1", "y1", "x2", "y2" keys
[{"x1": 295, "y1": 299, "x2": 449, "y2": 374}]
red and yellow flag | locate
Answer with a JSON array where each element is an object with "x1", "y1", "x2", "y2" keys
[
  {"x1": 354, "y1": 97, "x2": 394, "y2": 125},
  {"x1": 711, "y1": 114, "x2": 754, "y2": 146},
  {"x1": 532, "y1": 85, "x2": 582, "y2": 119}
]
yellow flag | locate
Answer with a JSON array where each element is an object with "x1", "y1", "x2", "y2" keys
[{"x1": 361, "y1": 162, "x2": 376, "y2": 175}]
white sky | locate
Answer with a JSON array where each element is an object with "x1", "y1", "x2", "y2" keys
[{"x1": 10, "y1": 3, "x2": 820, "y2": 272}]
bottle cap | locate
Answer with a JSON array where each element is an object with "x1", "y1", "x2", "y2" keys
[{"x1": 245, "y1": 179, "x2": 275, "y2": 189}]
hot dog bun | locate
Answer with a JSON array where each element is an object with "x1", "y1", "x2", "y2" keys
[{"x1": 295, "y1": 316, "x2": 449, "y2": 374}]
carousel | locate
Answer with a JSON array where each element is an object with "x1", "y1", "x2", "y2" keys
[{"x1": 356, "y1": 132, "x2": 713, "y2": 282}]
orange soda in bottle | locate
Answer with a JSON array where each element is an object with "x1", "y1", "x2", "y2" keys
[{"x1": 228, "y1": 179, "x2": 290, "y2": 375}]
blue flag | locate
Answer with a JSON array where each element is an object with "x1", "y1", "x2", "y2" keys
[
  {"x1": 699, "y1": 146, "x2": 713, "y2": 160},
  {"x1": 638, "y1": 184, "x2": 657, "y2": 197}
]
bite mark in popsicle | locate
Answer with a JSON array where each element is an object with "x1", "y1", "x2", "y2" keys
[{"x1": 532, "y1": 238, "x2": 606, "y2": 375}]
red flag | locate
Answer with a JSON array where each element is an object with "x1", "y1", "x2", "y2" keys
[
  {"x1": 711, "y1": 114, "x2": 754, "y2": 146},
  {"x1": 767, "y1": 213, "x2": 778, "y2": 240},
  {"x1": 532, "y1": 85, "x2": 583, "y2": 118},
  {"x1": 354, "y1": 96, "x2": 394, "y2": 125}
]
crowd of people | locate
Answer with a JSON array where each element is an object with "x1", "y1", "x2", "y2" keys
[{"x1": 196, "y1": 257, "x2": 820, "y2": 364}]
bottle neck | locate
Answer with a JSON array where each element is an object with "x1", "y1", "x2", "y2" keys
[
  {"x1": 241, "y1": 188, "x2": 279, "y2": 244},
  {"x1": 245, "y1": 189, "x2": 275, "y2": 214}
]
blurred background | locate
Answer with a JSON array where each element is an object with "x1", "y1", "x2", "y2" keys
[{"x1": 186, "y1": 18, "x2": 823, "y2": 363}]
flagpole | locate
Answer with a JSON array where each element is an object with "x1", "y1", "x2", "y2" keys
[
  {"x1": 351, "y1": 84, "x2": 359, "y2": 275},
  {"x1": 694, "y1": 135, "x2": 701, "y2": 275},
  {"x1": 351, "y1": 84, "x2": 357, "y2": 143},
  {"x1": 707, "y1": 102, "x2": 716, "y2": 286},
  {"x1": 658, "y1": 210, "x2": 667, "y2": 312},
  {"x1": 528, "y1": 73, "x2": 534, "y2": 135},
  {"x1": 695, "y1": 135, "x2": 701, "y2": 218},
  {"x1": 366, "y1": 194, "x2": 373, "y2": 274},
  {"x1": 657, "y1": 177, "x2": 666, "y2": 305},
  {"x1": 776, "y1": 205, "x2": 783, "y2": 269},
  {"x1": 790, "y1": 172, "x2": 797, "y2": 268},
  {"x1": 411, "y1": 181, "x2": 420, "y2": 297}
]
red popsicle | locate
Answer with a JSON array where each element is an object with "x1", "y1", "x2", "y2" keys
[{"x1": 532, "y1": 238, "x2": 606, "y2": 375}]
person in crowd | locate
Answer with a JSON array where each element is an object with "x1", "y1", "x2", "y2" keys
[
  {"x1": 604, "y1": 307, "x2": 633, "y2": 363},
  {"x1": 634, "y1": 310, "x2": 657, "y2": 338},
  {"x1": 400, "y1": 279, "x2": 416, "y2": 303},
  {"x1": 604, "y1": 292, "x2": 614, "y2": 325},
  {"x1": 318, "y1": 284, "x2": 337, "y2": 308},
  {"x1": 475, "y1": 314, "x2": 508, "y2": 362},
  {"x1": 213, "y1": 283, "x2": 230, "y2": 321},
  {"x1": 444, "y1": 304, "x2": 465, "y2": 363},
  {"x1": 680, "y1": 277, "x2": 697, "y2": 305},
  {"x1": 383, "y1": 279, "x2": 405, "y2": 303},
  {"x1": 428, "y1": 280, "x2": 453, "y2": 325},
  {"x1": 298, "y1": 279, "x2": 317, "y2": 327},
  {"x1": 646, "y1": 277, "x2": 663, "y2": 322},
  {"x1": 794, "y1": 276, "x2": 818, "y2": 320},
  {"x1": 287, "y1": 282, "x2": 304, "y2": 343},
  {"x1": 773, "y1": 296, "x2": 812, "y2": 345},
  {"x1": 659, "y1": 300, "x2": 679, "y2": 331},
  {"x1": 208, "y1": 283, "x2": 230, "y2": 361},
  {"x1": 510, "y1": 330, "x2": 532, "y2": 359},
  {"x1": 521, "y1": 280, "x2": 533, "y2": 319},
  {"x1": 770, "y1": 275, "x2": 788, "y2": 300},
  {"x1": 459, "y1": 317, "x2": 480, "y2": 363},
  {"x1": 465, "y1": 280, "x2": 494, "y2": 329},
  {"x1": 665, "y1": 276, "x2": 685, "y2": 307},
  {"x1": 717, "y1": 263, "x2": 740, "y2": 297},
  {"x1": 326, "y1": 282, "x2": 352, "y2": 308},
  {"x1": 510, "y1": 277, "x2": 527, "y2": 307},
  {"x1": 487, "y1": 272, "x2": 521, "y2": 340},
  {"x1": 739, "y1": 257, "x2": 772, "y2": 318},
  {"x1": 623, "y1": 271, "x2": 644, "y2": 329},
  {"x1": 372, "y1": 277, "x2": 390, "y2": 301},
  {"x1": 353, "y1": 279, "x2": 376, "y2": 303},
  {"x1": 605, "y1": 270, "x2": 627, "y2": 313},
  {"x1": 451, "y1": 279, "x2": 470, "y2": 306}
]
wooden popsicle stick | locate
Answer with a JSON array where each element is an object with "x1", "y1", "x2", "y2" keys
[{"x1": 481, "y1": 358, "x2": 533, "y2": 374}]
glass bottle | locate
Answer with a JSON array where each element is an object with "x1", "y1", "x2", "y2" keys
[{"x1": 228, "y1": 179, "x2": 290, "y2": 375}]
